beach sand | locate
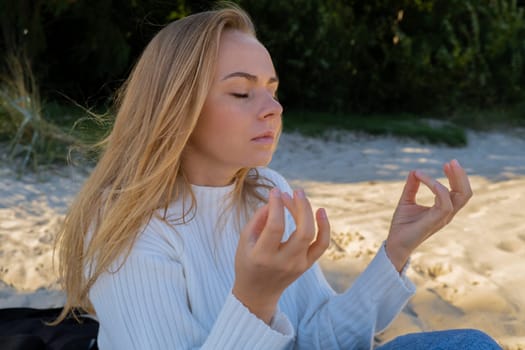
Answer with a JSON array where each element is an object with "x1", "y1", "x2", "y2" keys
[{"x1": 1, "y1": 129, "x2": 524, "y2": 349}]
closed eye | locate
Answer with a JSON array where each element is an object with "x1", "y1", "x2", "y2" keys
[{"x1": 231, "y1": 93, "x2": 249, "y2": 98}]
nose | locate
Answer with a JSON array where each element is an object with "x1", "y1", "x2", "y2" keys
[{"x1": 258, "y1": 91, "x2": 283, "y2": 119}]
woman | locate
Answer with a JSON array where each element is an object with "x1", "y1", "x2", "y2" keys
[{"x1": 55, "y1": 4, "x2": 502, "y2": 349}]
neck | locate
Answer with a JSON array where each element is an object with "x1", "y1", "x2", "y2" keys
[{"x1": 182, "y1": 163, "x2": 239, "y2": 187}]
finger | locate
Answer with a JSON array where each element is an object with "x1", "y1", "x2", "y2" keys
[
  {"x1": 444, "y1": 159, "x2": 470, "y2": 193},
  {"x1": 287, "y1": 189, "x2": 316, "y2": 249},
  {"x1": 307, "y1": 208, "x2": 331, "y2": 264},
  {"x1": 398, "y1": 171, "x2": 420, "y2": 205},
  {"x1": 256, "y1": 187, "x2": 286, "y2": 250},
  {"x1": 240, "y1": 204, "x2": 269, "y2": 246},
  {"x1": 415, "y1": 170, "x2": 454, "y2": 220},
  {"x1": 294, "y1": 189, "x2": 315, "y2": 245},
  {"x1": 281, "y1": 191, "x2": 296, "y2": 218},
  {"x1": 444, "y1": 159, "x2": 473, "y2": 210}
]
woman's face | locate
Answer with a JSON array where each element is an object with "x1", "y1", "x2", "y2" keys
[{"x1": 183, "y1": 30, "x2": 283, "y2": 186}]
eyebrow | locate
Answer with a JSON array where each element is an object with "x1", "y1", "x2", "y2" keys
[{"x1": 221, "y1": 71, "x2": 279, "y2": 85}]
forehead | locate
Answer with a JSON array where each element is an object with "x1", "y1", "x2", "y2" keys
[{"x1": 215, "y1": 30, "x2": 276, "y2": 77}]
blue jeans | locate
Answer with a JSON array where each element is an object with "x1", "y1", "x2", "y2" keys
[{"x1": 376, "y1": 329, "x2": 502, "y2": 350}]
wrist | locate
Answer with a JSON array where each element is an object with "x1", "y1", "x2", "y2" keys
[
  {"x1": 384, "y1": 239, "x2": 410, "y2": 273},
  {"x1": 232, "y1": 285, "x2": 278, "y2": 324}
]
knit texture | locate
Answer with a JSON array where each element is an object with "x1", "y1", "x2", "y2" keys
[{"x1": 89, "y1": 167, "x2": 415, "y2": 349}]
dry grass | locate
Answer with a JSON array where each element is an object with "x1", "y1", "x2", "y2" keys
[{"x1": 0, "y1": 51, "x2": 82, "y2": 172}]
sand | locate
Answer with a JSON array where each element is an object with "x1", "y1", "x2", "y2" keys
[{"x1": 1, "y1": 129, "x2": 524, "y2": 349}]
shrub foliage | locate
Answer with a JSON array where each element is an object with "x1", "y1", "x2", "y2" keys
[
  {"x1": 0, "y1": 0, "x2": 524, "y2": 115},
  {"x1": 238, "y1": 0, "x2": 525, "y2": 114}
]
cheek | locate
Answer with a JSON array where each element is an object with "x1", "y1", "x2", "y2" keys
[
  {"x1": 195, "y1": 99, "x2": 226, "y2": 135},
  {"x1": 195, "y1": 108, "x2": 243, "y2": 147}
]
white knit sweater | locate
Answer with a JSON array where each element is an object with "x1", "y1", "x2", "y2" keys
[{"x1": 89, "y1": 167, "x2": 415, "y2": 349}]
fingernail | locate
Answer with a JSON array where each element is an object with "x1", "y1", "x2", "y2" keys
[
  {"x1": 452, "y1": 159, "x2": 460, "y2": 167},
  {"x1": 281, "y1": 192, "x2": 292, "y2": 201},
  {"x1": 295, "y1": 188, "x2": 305, "y2": 198},
  {"x1": 271, "y1": 188, "x2": 281, "y2": 197},
  {"x1": 319, "y1": 208, "x2": 327, "y2": 219}
]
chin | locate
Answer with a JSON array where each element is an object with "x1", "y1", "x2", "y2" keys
[{"x1": 246, "y1": 156, "x2": 273, "y2": 168}]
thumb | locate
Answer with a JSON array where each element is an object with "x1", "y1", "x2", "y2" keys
[{"x1": 398, "y1": 170, "x2": 420, "y2": 205}]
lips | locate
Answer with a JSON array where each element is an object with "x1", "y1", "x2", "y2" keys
[{"x1": 251, "y1": 131, "x2": 275, "y2": 144}]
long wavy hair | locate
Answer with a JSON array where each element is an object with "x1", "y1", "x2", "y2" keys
[{"x1": 54, "y1": 4, "x2": 273, "y2": 323}]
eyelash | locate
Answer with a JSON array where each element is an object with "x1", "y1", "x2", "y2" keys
[
  {"x1": 231, "y1": 93, "x2": 249, "y2": 99},
  {"x1": 230, "y1": 92, "x2": 279, "y2": 100}
]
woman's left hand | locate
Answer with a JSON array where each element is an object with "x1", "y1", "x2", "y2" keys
[{"x1": 385, "y1": 159, "x2": 473, "y2": 272}]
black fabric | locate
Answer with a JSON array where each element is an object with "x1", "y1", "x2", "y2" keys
[{"x1": 0, "y1": 308, "x2": 98, "y2": 350}]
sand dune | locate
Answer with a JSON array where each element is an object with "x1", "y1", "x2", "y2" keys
[{"x1": 0, "y1": 129, "x2": 524, "y2": 349}]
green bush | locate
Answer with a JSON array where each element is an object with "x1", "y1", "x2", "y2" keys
[
  {"x1": 237, "y1": 0, "x2": 525, "y2": 118},
  {"x1": 392, "y1": 0, "x2": 525, "y2": 111},
  {"x1": 0, "y1": 0, "x2": 191, "y2": 105},
  {"x1": 1, "y1": 0, "x2": 524, "y2": 127}
]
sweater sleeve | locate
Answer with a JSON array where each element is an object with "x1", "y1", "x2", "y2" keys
[
  {"x1": 288, "y1": 246, "x2": 415, "y2": 349},
  {"x1": 262, "y1": 167, "x2": 416, "y2": 349},
  {"x1": 89, "y1": 252, "x2": 294, "y2": 350}
]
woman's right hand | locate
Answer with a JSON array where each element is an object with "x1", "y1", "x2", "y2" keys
[{"x1": 233, "y1": 187, "x2": 331, "y2": 324}]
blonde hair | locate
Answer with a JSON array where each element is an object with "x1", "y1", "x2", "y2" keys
[{"x1": 54, "y1": 4, "x2": 273, "y2": 322}]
